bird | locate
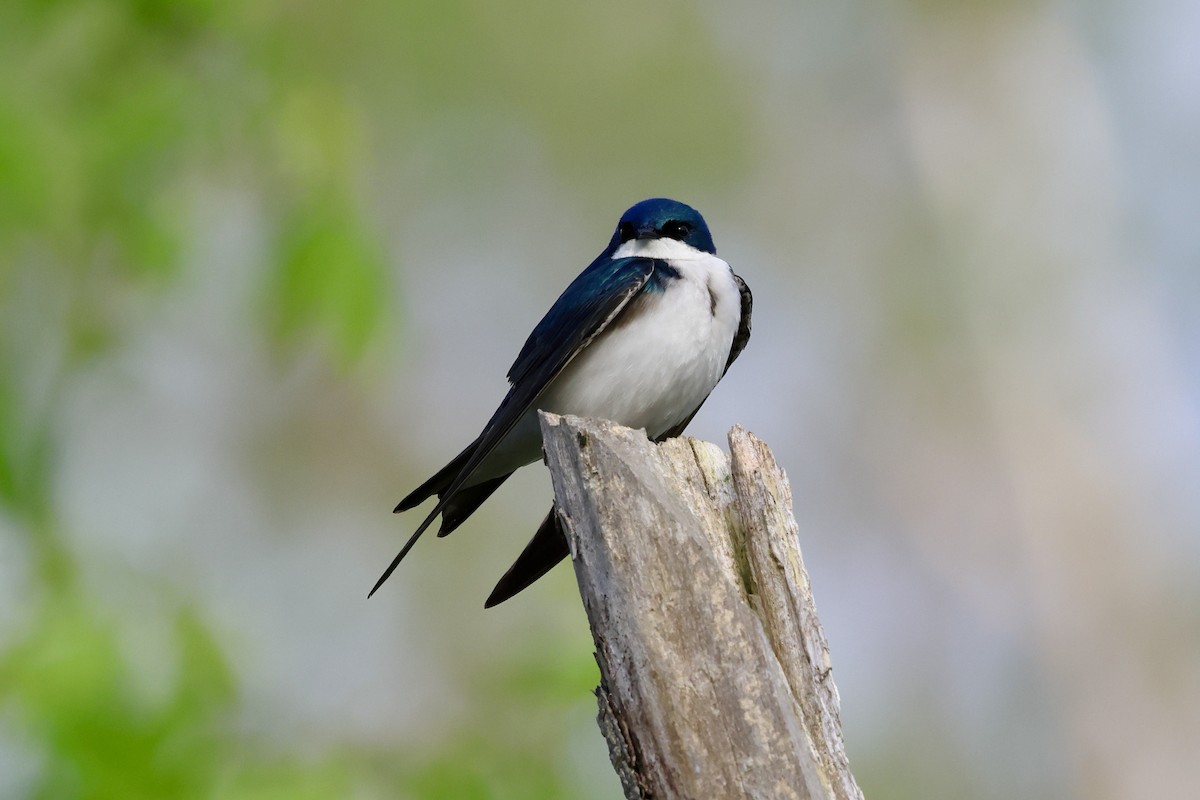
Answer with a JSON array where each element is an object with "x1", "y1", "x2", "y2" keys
[{"x1": 370, "y1": 198, "x2": 752, "y2": 606}]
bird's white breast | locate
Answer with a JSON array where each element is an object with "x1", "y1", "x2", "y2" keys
[
  {"x1": 471, "y1": 240, "x2": 742, "y2": 483},
  {"x1": 541, "y1": 244, "x2": 741, "y2": 437}
]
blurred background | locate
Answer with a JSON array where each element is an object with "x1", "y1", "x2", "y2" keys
[{"x1": 1, "y1": 0, "x2": 1197, "y2": 797}]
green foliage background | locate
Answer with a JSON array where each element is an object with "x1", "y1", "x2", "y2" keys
[
  {"x1": 7, "y1": 2, "x2": 587, "y2": 798},
  {"x1": 0, "y1": 1, "x2": 754, "y2": 797}
]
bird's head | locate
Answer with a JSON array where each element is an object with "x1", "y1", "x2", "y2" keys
[{"x1": 607, "y1": 198, "x2": 716, "y2": 257}]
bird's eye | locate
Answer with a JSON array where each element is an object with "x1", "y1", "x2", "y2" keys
[
  {"x1": 617, "y1": 222, "x2": 636, "y2": 242},
  {"x1": 662, "y1": 221, "x2": 691, "y2": 240}
]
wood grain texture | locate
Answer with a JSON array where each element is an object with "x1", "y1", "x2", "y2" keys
[{"x1": 539, "y1": 413, "x2": 862, "y2": 800}]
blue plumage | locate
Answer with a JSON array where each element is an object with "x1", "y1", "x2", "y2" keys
[{"x1": 606, "y1": 198, "x2": 717, "y2": 255}]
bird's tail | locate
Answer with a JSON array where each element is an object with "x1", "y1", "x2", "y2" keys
[
  {"x1": 371, "y1": 439, "x2": 517, "y2": 599},
  {"x1": 436, "y1": 476, "x2": 509, "y2": 537},
  {"x1": 394, "y1": 436, "x2": 511, "y2": 537},
  {"x1": 484, "y1": 507, "x2": 570, "y2": 608},
  {"x1": 393, "y1": 438, "x2": 480, "y2": 512}
]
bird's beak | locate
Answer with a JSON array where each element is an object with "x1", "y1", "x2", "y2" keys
[{"x1": 635, "y1": 224, "x2": 658, "y2": 240}]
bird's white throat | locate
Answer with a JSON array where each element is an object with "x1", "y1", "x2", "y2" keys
[{"x1": 611, "y1": 237, "x2": 710, "y2": 261}]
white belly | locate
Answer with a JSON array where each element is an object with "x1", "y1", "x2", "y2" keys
[
  {"x1": 474, "y1": 252, "x2": 741, "y2": 481},
  {"x1": 543, "y1": 261, "x2": 739, "y2": 434}
]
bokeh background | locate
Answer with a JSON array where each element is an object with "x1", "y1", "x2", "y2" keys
[{"x1": 2, "y1": 0, "x2": 1198, "y2": 798}]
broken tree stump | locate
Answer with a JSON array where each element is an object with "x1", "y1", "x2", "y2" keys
[{"x1": 539, "y1": 413, "x2": 862, "y2": 800}]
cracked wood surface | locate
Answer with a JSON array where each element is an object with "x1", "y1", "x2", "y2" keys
[{"x1": 539, "y1": 413, "x2": 862, "y2": 800}]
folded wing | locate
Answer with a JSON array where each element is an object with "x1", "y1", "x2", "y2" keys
[{"x1": 370, "y1": 257, "x2": 661, "y2": 597}]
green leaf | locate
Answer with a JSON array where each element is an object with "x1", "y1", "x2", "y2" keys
[{"x1": 268, "y1": 197, "x2": 390, "y2": 366}]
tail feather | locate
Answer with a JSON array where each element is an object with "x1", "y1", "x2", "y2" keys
[
  {"x1": 437, "y1": 475, "x2": 510, "y2": 538},
  {"x1": 484, "y1": 507, "x2": 570, "y2": 608},
  {"x1": 372, "y1": 438, "x2": 500, "y2": 599},
  {"x1": 394, "y1": 438, "x2": 480, "y2": 513},
  {"x1": 369, "y1": 506, "x2": 441, "y2": 597}
]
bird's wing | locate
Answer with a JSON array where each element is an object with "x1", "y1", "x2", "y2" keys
[
  {"x1": 369, "y1": 256, "x2": 659, "y2": 597},
  {"x1": 726, "y1": 272, "x2": 753, "y2": 375},
  {"x1": 482, "y1": 271, "x2": 753, "y2": 608}
]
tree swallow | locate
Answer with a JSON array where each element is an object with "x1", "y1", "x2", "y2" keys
[{"x1": 370, "y1": 198, "x2": 752, "y2": 606}]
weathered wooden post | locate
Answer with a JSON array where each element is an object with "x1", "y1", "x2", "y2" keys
[{"x1": 539, "y1": 413, "x2": 862, "y2": 800}]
